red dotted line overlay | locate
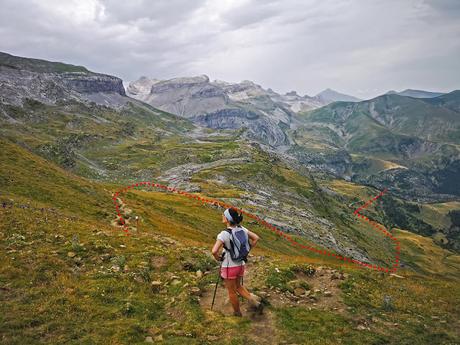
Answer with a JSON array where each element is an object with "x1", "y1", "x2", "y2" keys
[
  {"x1": 112, "y1": 182, "x2": 399, "y2": 273},
  {"x1": 353, "y1": 188, "x2": 400, "y2": 272}
]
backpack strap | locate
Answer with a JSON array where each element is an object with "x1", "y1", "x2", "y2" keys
[
  {"x1": 223, "y1": 228, "x2": 240, "y2": 261},
  {"x1": 228, "y1": 228, "x2": 238, "y2": 257},
  {"x1": 222, "y1": 228, "x2": 232, "y2": 251}
]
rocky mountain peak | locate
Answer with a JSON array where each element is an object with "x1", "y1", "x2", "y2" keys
[
  {"x1": 126, "y1": 75, "x2": 295, "y2": 146},
  {"x1": 167, "y1": 75, "x2": 210, "y2": 84},
  {"x1": 315, "y1": 88, "x2": 361, "y2": 104},
  {"x1": 126, "y1": 76, "x2": 160, "y2": 97},
  {"x1": 0, "y1": 51, "x2": 126, "y2": 106}
]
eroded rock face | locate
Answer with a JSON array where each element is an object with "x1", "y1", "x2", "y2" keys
[
  {"x1": 59, "y1": 73, "x2": 126, "y2": 95},
  {"x1": 289, "y1": 147, "x2": 353, "y2": 178},
  {"x1": 193, "y1": 108, "x2": 287, "y2": 146},
  {"x1": 126, "y1": 75, "x2": 297, "y2": 146},
  {"x1": 0, "y1": 52, "x2": 126, "y2": 107},
  {"x1": 125, "y1": 76, "x2": 160, "y2": 97},
  {"x1": 137, "y1": 76, "x2": 228, "y2": 118}
]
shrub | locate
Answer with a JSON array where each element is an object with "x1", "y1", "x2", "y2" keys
[
  {"x1": 266, "y1": 267, "x2": 296, "y2": 291},
  {"x1": 290, "y1": 264, "x2": 316, "y2": 276}
]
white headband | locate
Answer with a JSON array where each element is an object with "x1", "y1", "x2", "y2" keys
[{"x1": 224, "y1": 208, "x2": 234, "y2": 222}]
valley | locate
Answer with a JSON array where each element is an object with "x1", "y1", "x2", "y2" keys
[{"x1": 1, "y1": 51, "x2": 459, "y2": 344}]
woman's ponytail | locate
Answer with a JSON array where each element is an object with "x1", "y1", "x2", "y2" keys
[
  {"x1": 228, "y1": 208, "x2": 243, "y2": 225},
  {"x1": 236, "y1": 212, "x2": 243, "y2": 224}
]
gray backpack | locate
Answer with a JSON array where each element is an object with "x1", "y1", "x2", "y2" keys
[{"x1": 223, "y1": 227, "x2": 250, "y2": 262}]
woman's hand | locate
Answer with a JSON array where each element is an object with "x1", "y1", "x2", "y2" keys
[
  {"x1": 213, "y1": 252, "x2": 222, "y2": 261},
  {"x1": 212, "y1": 240, "x2": 223, "y2": 261},
  {"x1": 248, "y1": 231, "x2": 259, "y2": 249}
]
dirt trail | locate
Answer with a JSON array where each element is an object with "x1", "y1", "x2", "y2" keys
[
  {"x1": 199, "y1": 263, "x2": 280, "y2": 345},
  {"x1": 199, "y1": 261, "x2": 350, "y2": 344},
  {"x1": 109, "y1": 194, "x2": 349, "y2": 342},
  {"x1": 111, "y1": 197, "x2": 137, "y2": 231}
]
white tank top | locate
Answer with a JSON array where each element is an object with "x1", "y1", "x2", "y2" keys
[{"x1": 217, "y1": 226, "x2": 249, "y2": 267}]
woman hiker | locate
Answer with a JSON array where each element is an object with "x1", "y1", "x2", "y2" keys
[{"x1": 211, "y1": 207, "x2": 263, "y2": 317}]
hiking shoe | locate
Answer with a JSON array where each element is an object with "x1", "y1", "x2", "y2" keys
[
  {"x1": 233, "y1": 311, "x2": 243, "y2": 317},
  {"x1": 248, "y1": 301, "x2": 264, "y2": 314}
]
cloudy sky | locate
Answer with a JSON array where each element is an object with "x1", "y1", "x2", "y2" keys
[{"x1": 1, "y1": 0, "x2": 459, "y2": 98}]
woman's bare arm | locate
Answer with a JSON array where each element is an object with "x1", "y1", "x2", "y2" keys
[
  {"x1": 247, "y1": 231, "x2": 260, "y2": 248},
  {"x1": 211, "y1": 240, "x2": 224, "y2": 261}
]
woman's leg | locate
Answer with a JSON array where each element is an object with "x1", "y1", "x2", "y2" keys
[
  {"x1": 224, "y1": 278, "x2": 241, "y2": 314},
  {"x1": 236, "y1": 277, "x2": 259, "y2": 305}
]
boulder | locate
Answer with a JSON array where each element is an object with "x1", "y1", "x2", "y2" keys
[
  {"x1": 189, "y1": 287, "x2": 201, "y2": 296},
  {"x1": 293, "y1": 287, "x2": 306, "y2": 297},
  {"x1": 331, "y1": 273, "x2": 340, "y2": 280},
  {"x1": 170, "y1": 279, "x2": 181, "y2": 286},
  {"x1": 151, "y1": 281, "x2": 162, "y2": 293}
]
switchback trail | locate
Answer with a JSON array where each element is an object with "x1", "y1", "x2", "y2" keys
[{"x1": 112, "y1": 182, "x2": 399, "y2": 272}]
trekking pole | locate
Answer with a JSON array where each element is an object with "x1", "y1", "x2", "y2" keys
[{"x1": 211, "y1": 253, "x2": 224, "y2": 311}]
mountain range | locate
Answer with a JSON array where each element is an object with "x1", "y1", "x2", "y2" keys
[
  {"x1": 1, "y1": 51, "x2": 459, "y2": 344},
  {"x1": 387, "y1": 89, "x2": 445, "y2": 98},
  {"x1": 126, "y1": 73, "x2": 460, "y2": 203},
  {"x1": 314, "y1": 88, "x2": 362, "y2": 103},
  {"x1": 126, "y1": 76, "x2": 366, "y2": 146}
]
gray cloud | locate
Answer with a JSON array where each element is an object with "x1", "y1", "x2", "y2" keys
[
  {"x1": 99, "y1": 0, "x2": 207, "y2": 27},
  {"x1": 0, "y1": 0, "x2": 459, "y2": 98}
]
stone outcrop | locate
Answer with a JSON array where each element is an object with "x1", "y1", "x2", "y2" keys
[
  {"x1": 127, "y1": 75, "x2": 298, "y2": 146},
  {"x1": 59, "y1": 72, "x2": 126, "y2": 95},
  {"x1": 0, "y1": 51, "x2": 126, "y2": 107}
]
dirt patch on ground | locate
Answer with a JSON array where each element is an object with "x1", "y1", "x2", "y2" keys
[
  {"x1": 198, "y1": 262, "x2": 350, "y2": 344},
  {"x1": 267, "y1": 266, "x2": 348, "y2": 314},
  {"x1": 199, "y1": 263, "x2": 280, "y2": 345},
  {"x1": 111, "y1": 197, "x2": 138, "y2": 232},
  {"x1": 150, "y1": 255, "x2": 168, "y2": 269}
]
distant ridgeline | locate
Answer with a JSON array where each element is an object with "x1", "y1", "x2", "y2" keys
[{"x1": 1, "y1": 50, "x2": 460, "y2": 254}]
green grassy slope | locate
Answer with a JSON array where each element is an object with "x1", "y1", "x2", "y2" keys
[
  {"x1": 1, "y1": 51, "x2": 459, "y2": 343},
  {"x1": 1, "y1": 97, "x2": 402, "y2": 267},
  {"x1": 301, "y1": 94, "x2": 460, "y2": 146},
  {"x1": 0, "y1": 138, "x2": 322, "y2": 261},
  {"x1": 1, "y1": 138, "x2": 459, "y2": 344},
  {"x1": 423, "y1": 90, "x2": 460, "y2": 113},
  {"x1": 292, "y1": 93, "x2": 460, "y2": 203},
  {"x1": 0, "y1": 99, "x2": 197, "y2": 180},
  {"x1": 295, "y1": 93, "x2": 460, "y2": 165},
  {"x1": 0, "y1": 138, "x2": 113, "y2": 218}
]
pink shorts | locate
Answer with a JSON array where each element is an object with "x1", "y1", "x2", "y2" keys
[{"x1": 221, "y1": 265, "x2": 245, "y2": 279}]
